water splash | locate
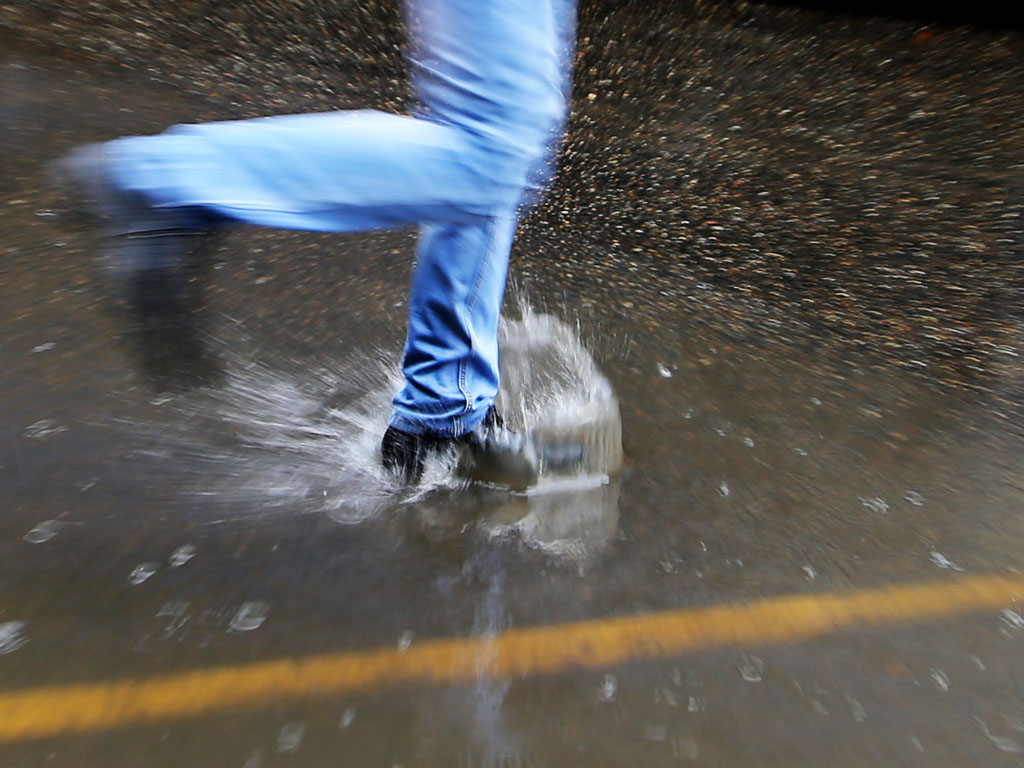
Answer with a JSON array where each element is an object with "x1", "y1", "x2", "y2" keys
[
  {"x1": 169, "y1": 544, "x2": 197, "y2": 568},
  {"x1": 112, "y1": 306, "x2": 621, "y2": 550},
  {"x1": 23, "y1": 519, "x2": 61, "y2": 544},
  {"x1": 0, "y1": 621, "x2": 29, "y2": 654},
  {"x1": 276, "y1": 723, "x2": 306, "y2": 753},
  {"x1": 128, "y1": 563, "x2": 159, "y2": 585},
  {"x1": 229, "y1": 602, "x2": 269, "y2": 632}
]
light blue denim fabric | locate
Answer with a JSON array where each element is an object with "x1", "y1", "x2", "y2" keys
[{"x1": 106, "y1": 0, "x2": 575, "y2": 437}]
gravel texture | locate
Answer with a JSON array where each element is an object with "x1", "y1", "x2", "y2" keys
[{"x1": 3, "y1": 0, "x2": 1023, "y2": 405}]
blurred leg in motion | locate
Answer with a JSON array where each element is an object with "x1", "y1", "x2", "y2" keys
[{"x1": 59, "y1": 0, "x2": 576, "y2": 483}]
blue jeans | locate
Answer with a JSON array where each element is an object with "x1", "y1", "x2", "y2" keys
[{"x1": 105, "y1": 0, "x2": 575, "y2": 437}]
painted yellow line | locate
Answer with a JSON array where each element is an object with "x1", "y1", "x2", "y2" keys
[{"x1": 1, "y1": 573, "x2": 1022, "y2": 742}]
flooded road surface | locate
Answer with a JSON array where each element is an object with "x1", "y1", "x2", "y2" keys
[{"x1": 3, "y1": 3, "x2": 1024, "y2": 765}]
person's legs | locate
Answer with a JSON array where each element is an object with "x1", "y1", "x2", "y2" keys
[
  {"x1": 389, "y1": 0, "x2": 574, "y2": 443},
  {"x1": 105, "y1": 111, "x2": 523, "y2": 232},
  {"x1": 390, "y1": 213, "x2": 518, "y2": 438},
  {"x1": 65, "y1": 0, "x2": 575, "y2": 473}
]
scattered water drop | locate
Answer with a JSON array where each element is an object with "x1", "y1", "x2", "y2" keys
[
  {"x1": 32, "y1": 342, "x2": 56, "y2": 353},
  {"x1": 910, "y1": 735, "x2": 925, "y2": 753},
  {"x1": 970, "y1": 655, "x2": 986, "y2": 671},
  {"x1": 23, "y1": 419, "x2": 68, "y2": 441},
  {"x1": 904, "y1": 491, "x2": 925, "y2": 506},
  {"x1": 169, "y1": 544, "x2": 197, "y2": 568},
  {"x1": 1000, "y1": 609, "x2": 1024, "y2": 630},
  {"x1": 846, "y1": 694, "x2": 866, "y2": 723},
  {"x1": 737, "y1": 654, "x2": 764, "y2": 683},
  {"x1": 812, "y1": 699, "x2": 829, "y2": 716},
  {"x1": 0, "y1": 621, "x2": 29, "y2": 654},
  {"x1": 929, "y1": 550, "x2": 964, "y2": 571},
  {"x1": 35, "y1": 209, "x2": 56, "y2": 218},
  {"x1": 242, "y1": 748, "x2": 264, "y2": 768},
  {"x1": 23, "y1": 520, "x2": 61, "y2": 544},
  {"x1": 809, "y1": 397, "x2": 822, "y2": 406},
  {"x1": 229, "y1": 602, "x2": 269, "y2": 632},
  {"x1": 277, "y1": 723, "x2": 306, "y2": 753},
  {"x1": 687, "y1": 695, "x2": 706, "y2": 713},
  {"x1": 656, "y1": 363, "x2": 673, "y2": 378},
  {"x1": 861, "y1": 497, "x2": 889, "y2": 514},
  {"x1": 339, "y1": 707, "x2": 357, "y2": 729},
  {"x1": 743, "y1": 437, "x2": 755, "y2": 448},
  {"x1": 598, "y1": 673, "x2": 617, "y2": 702},
  {"x1": 976, "y1": 717, "x2": 1024, "y2": 753},
  {"x1": 718, "y1": 481, "x2": 730, "y2": 498},
  {"x1": 929, "y1": 668, "x2": 949, "y2": 691},
  {"x1": 801, "y1": 565, "x2": 817, "y2": 580},
  {"x1": 682, "y1": 408, "x2": 695, "y2": 419},
  {"x1": 128, "y1": 563, "x2": 159, "y2": 585},
  {"x1": 397, "y1": 631, "x2": 414, "y2": 651},
  {"x1": 794, "y1": 447, "x2": 808, "y2": 456}
]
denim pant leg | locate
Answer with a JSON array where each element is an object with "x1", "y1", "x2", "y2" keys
[
  {"x1": 103, "y1": 0, "x2": 575, "y2": 438},
  {"x1": 390, "y1": 214, "x2": 517, "y2": 437}
]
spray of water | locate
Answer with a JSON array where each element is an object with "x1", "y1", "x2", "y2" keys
[{"x1": 116, "y1": 306, "x2": 623, "y2": 551}]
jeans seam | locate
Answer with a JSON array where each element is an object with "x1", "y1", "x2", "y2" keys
[{"x1": 458, "y1": 214, "x2": 500, "y2": 417}]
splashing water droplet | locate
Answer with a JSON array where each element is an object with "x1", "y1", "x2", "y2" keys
[
  {"x1": 802, "y1": 565, "x2": 817, "y2": 580},
  {"x1": 656, "y1": 363, "x2": 673, "y2": 378},
  {"x1": 598, "y1": 673, "x2": 617, "y2": 702},
  {"x1": 169, "y1": 544, "x2": 197, "y2": 568},
  {"x1": 339, "y1": 707, "x2": 357, "y2": 729},
  {"x1": 743, "y1": 437, "x2": 755, "y2": 447},
  {"x1": 861, "y1": 497, "x2": 889, "y2": 514},
  {"x1": 277, "y1": 723, "x2": 306, "y2": 753},
  {"x1": 0, "y1": 622, "x2": 29, "y2": 654},
  {"x1": 23, "y1": 419, "x2": 68, "y2": 441},
  {"x1": 229, "y1": 602, "x2": 269, "y2": 632},
  {"x1": 128, "y1": 563, "x2": 159, "y2": 585},
  {"x1": 718, "y1": 481, "x2": 730, "y2": 498},
  {"x1": 738, "y1": 654, "x2": 764, "y2": 683},
  {"x1": 976, "y1": 717, "x2": 1024, "y2": 753},
  {"x1": 846, "y1": 694, "x2": 866, "y2": 723},
  {"x1": 1000, "y1": 609, "x2": 1024, "y2": 630},
  {"x1": 397, "y1": 631, "x2": 414, "y2": 651},
  {"x1": 929, "y1": 668, "x2": 949, "y2": 691},
  {"x1": 904, "y1": 491, "x2": 925, "y2": 506},
  {"x1": 24, "y1": 520, "x2": 61, "y2": 544},
  {"x1": 929, "y1": 550, "x2": 964, "y2": 571}
]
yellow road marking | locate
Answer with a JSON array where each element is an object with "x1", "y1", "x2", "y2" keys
[{"x1": 1, "y1": 573, "x2": 1021, "y2": 742}]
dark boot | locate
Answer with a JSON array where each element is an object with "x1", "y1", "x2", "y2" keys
[
  {"x1": 52, "y1": 144, "x2": 219, "y2": 326},
  {"x1": 381, "y1": 408, "x2": 582, "y2": 491}
]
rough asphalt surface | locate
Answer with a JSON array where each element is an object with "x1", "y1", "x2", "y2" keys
[
  {"x1": 2, "y1": 1, "x2": 1024, "y2": 766},
  {"x1": 4, "y1": 0, "x2": 1022, "y2": 402}
]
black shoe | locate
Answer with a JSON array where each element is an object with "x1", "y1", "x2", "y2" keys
[
  {"x1": 52, "y1": 144, "x2": 219, "y2": 326},
  {"x1": 380, "y1": 425, "x2": 452, "y2": 485},
  {"x1": 456, "y1": 410, "x2": 540, "y2": 491},
  {"x1": 381, "y1": 409, "x2": 581, "y2": 491}
]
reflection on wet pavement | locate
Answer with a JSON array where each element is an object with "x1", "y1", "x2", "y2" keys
[{"x1": 2, "y1": 1, "x2": 1024, "y2": 765}]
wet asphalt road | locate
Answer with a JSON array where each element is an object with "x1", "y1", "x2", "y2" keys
[{"x1": 3, "y1": 1, "x2": 1024, "y2": 765}]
